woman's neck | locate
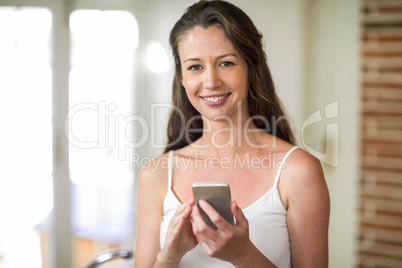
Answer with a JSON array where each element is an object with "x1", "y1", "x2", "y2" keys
[{"x1": 192, "y1": 111, "x2": 267, "y2": 156}]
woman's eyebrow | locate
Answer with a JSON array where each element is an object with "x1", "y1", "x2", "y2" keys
[
  {"x1": 217, "y1": 53, "x2": 238, "y2": 59},
  {"x1": 183, "y1": 57, "x2": 201, "y2": 63},
  {"x1": 183, "y1": 53, "x2": 238, "y2": 63}
]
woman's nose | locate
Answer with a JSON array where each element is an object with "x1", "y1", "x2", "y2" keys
[{"x1": 203, "y1": 68, "x2": 221, "y2": 90}]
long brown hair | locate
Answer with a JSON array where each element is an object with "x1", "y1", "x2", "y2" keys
[{"x1": 164, "y1": 0, "x2": 295, "y2": 153}]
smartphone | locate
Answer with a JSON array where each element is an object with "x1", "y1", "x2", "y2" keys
[{"x1": 192, "y1": 182, "x2": 234, "y2": 230}]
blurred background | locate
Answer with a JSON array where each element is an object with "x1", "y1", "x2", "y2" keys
[{"x1": 0, "y1": 0, "x2": 401, "y2": 267}]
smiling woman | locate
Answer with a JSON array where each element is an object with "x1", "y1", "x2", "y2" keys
[
  {"x1": 134, "y1": 1, "x2": 330, "y2": 268},
  {"x1": 164, "y1": 1, "x2": 295, "y2": 153}
]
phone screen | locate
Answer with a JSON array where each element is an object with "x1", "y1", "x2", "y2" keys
[{"x1": 192, "y1": 182, "x2": 233, "y2": 230}]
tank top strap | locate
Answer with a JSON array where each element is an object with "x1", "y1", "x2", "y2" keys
[
  {"x1": 167, "y1": 150, "x2": 174, "y2": 190},
  {"x1": 273, "y1": 146, "x2": 298, "y2": 188}
]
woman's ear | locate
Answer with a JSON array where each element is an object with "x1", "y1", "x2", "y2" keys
[
  {"x1": 179, "y1": 73, "x2": 184, "y2": 86},
  {"x1": 175, "y1": 56, "x2": 184, "y2": 85}
]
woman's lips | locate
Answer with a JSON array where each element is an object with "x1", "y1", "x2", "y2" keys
[{"x1": 200, "y1": 93, "x2": 231, "y2": 106}]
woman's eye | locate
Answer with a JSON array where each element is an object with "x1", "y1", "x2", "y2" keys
[
  {"x1": 220, "y1": 61, "x2": 234, "y2": 67},
  {"x1": 188, "y1": 65, "x2": 202, "y2": 71}
]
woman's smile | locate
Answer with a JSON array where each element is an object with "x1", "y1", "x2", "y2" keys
[{"x1": 200, "y1": 93, "x2": 232, "y2": 106}]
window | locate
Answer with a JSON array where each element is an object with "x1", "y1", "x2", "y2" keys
[
  {"x1": 0, "y1": 4, "x2": 139, "y2": 267},
  {"x1": 68, "y1": 10, "x2": 138, "y2": 266},
  {"x1": 0, "y1": 7, "x2": 53, "y2": 268}
]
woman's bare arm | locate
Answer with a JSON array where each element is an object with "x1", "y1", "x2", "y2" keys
[
  {"x1": 135, "y1": 159, "x2": 166, "y2": 267},
  {"x1": 135, "y1": 155, "x2": 197, "y2": 268},
  {"x1": 282, "y1": 150, "x2": 330, "y2": 268}
]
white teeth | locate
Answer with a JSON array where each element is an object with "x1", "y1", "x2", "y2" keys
[{"x1": 204, "y1": 94, "x2": 228, "y2": 102}]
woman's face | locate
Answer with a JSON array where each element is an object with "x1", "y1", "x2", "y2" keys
[{"x1": 178, "y1": 25, "x2": 249, "y2": 122}]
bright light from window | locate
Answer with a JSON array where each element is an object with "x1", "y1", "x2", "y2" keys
[
  {"x1": 68, "y1": 9, "x2": 138, "y2": 251},
  {"x1": 70, "y1": 10, "x2": 138, "y2": 67},
  {"x1": 0, "y1": 7, "x2": 52, "y2": 268},
  {"x1": 147, "y1": 41, "x2": 170, "y2": 74},
  {"x1": 69, "y1": 10, "x2": 138, "y2": 188}
]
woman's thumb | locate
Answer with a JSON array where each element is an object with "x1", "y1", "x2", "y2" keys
[{"x1": 231, "y1": 201, "x2": 248, "y2": 228}]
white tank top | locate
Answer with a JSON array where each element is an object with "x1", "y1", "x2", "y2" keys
[{"x1": 160, "y1": 147, "x2": 297, "y2": 268}]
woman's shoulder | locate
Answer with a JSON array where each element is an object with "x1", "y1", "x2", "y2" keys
[
  {"x1": 268, "y1": 134, "x2": 321, "y2": 172},
  {"x1": 278, "y1": 145, "x2": 328, "y2": 208},
  {"x1": 285, "y1": 147, "x2": 323, "y2": 178},
  {"x1": 137, "y1": 152, "x2": 171, "y2": 197},
  {"x1": 274, "y1": 139, "x2": 324, "y2": 186}
]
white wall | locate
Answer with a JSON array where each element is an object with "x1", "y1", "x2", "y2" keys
[{"x1": 305, "y1": 0, "x2": 360, "y2": 267}]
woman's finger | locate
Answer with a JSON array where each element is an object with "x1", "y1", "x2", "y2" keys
[
  {"x1": 191, "y1": 203, "x2": 212, "y2": 234},
  {"x1": 164, "y1": 200, "x2": 195, "y2": 248},
  {"x1": 174, "y1": 199, "x2": 192, "y2": 216},
  {"x1": 168, "y1": 200, "x2": 194, "y2": 234},
  {"x1": 199, "y1": 200, "x2": 231, "y2": 230},
  {"x1": 191, "y1": 205, "x2": 216, "y2": 245}
]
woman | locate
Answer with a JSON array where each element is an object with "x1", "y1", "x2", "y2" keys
[{"x1": 135, "y1": 1, "x2": 330, "y2": 267}]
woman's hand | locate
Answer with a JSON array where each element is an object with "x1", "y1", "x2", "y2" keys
[
  {"x1": 158, "y1": 198, "x2": 198, "y2": 266},
  {"x1": 191, "y1": 200, "x2": 254, "y2": 265}
]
